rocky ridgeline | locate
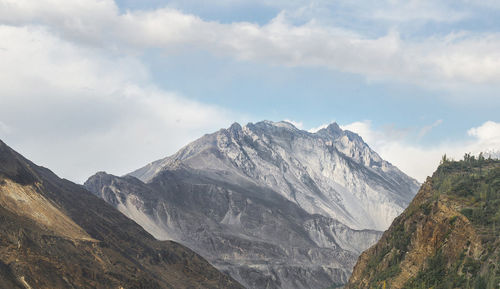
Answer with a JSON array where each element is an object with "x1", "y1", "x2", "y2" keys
[
  {"x1": 86, "y1": 120, "x2": 419, "y2": 289},
  {"x1": 0, "y1": 140, "x2": 243, "y2": 289}
]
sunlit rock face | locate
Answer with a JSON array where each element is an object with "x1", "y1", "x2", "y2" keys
[
  {"x1": 86, "y1": 121, "x2": 419, "y2": 289},
  {"x1": 345, "y1": 159, "x2": 500, "y2": 289}
]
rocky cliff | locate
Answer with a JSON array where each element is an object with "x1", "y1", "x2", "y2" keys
[
  {"x1": 86, "y1": 120, "x2": 419, "y2": 289},
  {"x1": 0, "y1": 139, "x2": 244, "y2": 289},
  {"x1": 129, "y1": 121, "x2": 419, "y2": 231},
  {"x1": 346, "y1": 157, "x2": 500, "y2": 289}
]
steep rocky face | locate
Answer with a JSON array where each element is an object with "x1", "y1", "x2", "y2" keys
[
  {"x1": 86, "y1": 170, "x2": 384, "y2": 289},
  {"x1": 86, "y1": 121, "x2": 418, "y2": 289},
  {"x1": 346, "y1": 158, "x2": 500, "y2": 289},
  {"x1": 0, "y1": 140, "x2": 244, "y2": 289},
  {"x1": 130, "y1": 121, "x2": 419, "y2": 231}
]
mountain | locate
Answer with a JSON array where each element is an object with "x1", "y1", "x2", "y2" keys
[
  {"x1": 0, "y1": 140, "x2": 244, "y2": 289},
  {"x1": 130, "y1": 121, "x2": 419, "y2": 231},
  {"x1": 85, "y1": 120, "x2": 419, "y2": 289},
  {"x1": 346, "y1": 156, "x2": 500, "y2": 289}
]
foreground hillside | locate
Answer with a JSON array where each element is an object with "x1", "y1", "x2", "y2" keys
[
  {"x1": 346, "y1": 156, "x2": 500, "y2": 289},
  {"x1": 86, "y1": 120, "x2": 418, "y2": 289},
  {"x1": 0, "y1": 140, "x2": 243, "y2": 289}
]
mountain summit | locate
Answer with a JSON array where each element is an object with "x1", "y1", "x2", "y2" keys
[
  {"x1": 130, "y1": 121, "x2": 418, "y2": 230},
  {"x1": 86, "y1": 120, "x2": 419, "y2": 289}
]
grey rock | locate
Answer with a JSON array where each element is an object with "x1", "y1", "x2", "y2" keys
[{"x1": 85, "y1": 120, "x2": 419, "y2": 289}]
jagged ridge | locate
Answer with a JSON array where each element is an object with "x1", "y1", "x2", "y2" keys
[
  {"x1": 86, "y1": 120, "x2": 419, "y2": 289},
  {"x1": 130, "y1": 121, "x2": 419, "y2": 231}
]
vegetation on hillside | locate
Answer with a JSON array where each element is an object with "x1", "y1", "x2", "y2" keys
[
  {"x1": 345, "y1": 154, "x2": 499, "y2": 289},
  {"x1": 403, "y1": 154, "x2": 499, "y2": 289}
]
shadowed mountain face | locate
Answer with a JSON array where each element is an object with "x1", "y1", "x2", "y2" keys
[
  {"x1": 85, "y1": 121, "x2": 419, "y2": 289},
  {"x1": 346, "y1": 158, "x2": 500, "y2": 289},
  {"x1": 129, "y1": 121, "x2": 419, "y2": 231},
  {"x1": 0, "y1": 140, "x2": 244, "y2": 289}
]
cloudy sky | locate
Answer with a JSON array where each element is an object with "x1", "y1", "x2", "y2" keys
[{"x1": 0, "y1": 0, "x2": 499, "y2": 183}]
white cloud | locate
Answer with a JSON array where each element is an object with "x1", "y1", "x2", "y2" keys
[
  {"x1": 341, "y1": 120, "x2": 500, "y2": 182},
  {"x1": 342, "y1": 121, "x2": 378, "y2": 142},
  {"x1": 308, "y1": 123, "x2": 329, "y2": 133},
  {"x1": 467, "y1": 121, "x2": 500, "y2": 148},
  {"x1": 417, "y1": 119, "x2": 443, "y2": 139},
  {"x1": 1, "y1": 0, "x2": 500, "y2": 90},
  {"x1": 0, "y1": 25, "x2": 241, "y2": 183},
  {"x1": 0, "y1": 0, "x2": 498, "y2": 183},
  {"x1": 284, "y1": 119, "x2": 304, "y2": 129}
]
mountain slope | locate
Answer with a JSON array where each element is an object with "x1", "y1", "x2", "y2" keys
[
  {"x1": 346, "y1": 157, "x2": 500, "y2": 289},
  {"x1": 0, "y1": 139, "x2": 244, "y2": 289},
  {"x1": 86, "y1": 121, "x2": 419, "y2": 289},
  {"x1": 130, "y1": 121, "x2": 419, "y2": 231}
]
